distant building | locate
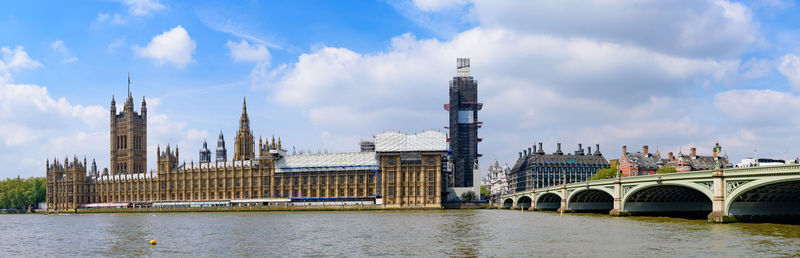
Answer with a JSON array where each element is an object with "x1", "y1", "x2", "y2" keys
[
  {"x1": 46, "y1": 82, "x2": 450, "y2": 211},
  {"x1": 509, "y1": 142, "x2": 609, "y2": 193},
  {"x1": 109, "y1": 78, "x2": 147, "y2": 175},
  {"x1": 482, "y1": 161, "x2": 510, "y2": 204},
  {"x1": 666, "y1": 147, "x2": 733, "y2": 172},
  {"x1": 199, "y1": 140, "x2": 211, "y2": 163},
  {"x1": 447, "y1": 58, "x2": 481, "y2": 190},
  {"x1": 619, "y1": 145, "x2": 663, "y2": 177},
  {"x1": 216, "y1": 131, "x2": 227, "y2": 162},
  {"x1": 737, "y1": 158, "x2": 787, "y2": 167},
  {"x1": 620, "y1": 144, "x2": 734, "y2": 177},
  {"x1": 375, "y1": 131, "x2": 447, "y2": 207},
  {"x1": 233, "y1": 97, "x2": 255, "y2": 161},
  {"x1": 360, "y1": 141, "x2": 375, "y2": 152}
]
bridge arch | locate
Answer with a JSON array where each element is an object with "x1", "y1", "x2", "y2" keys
[
  {"x1": 535, "y1": 192, "x2": 561, "y2": 210},
  {"x1": 567, "y1": 188, "x2": 613, "y2": 212},
  {"x1": 726, "y1": 177, "x2": 800, "y2": 219},
  {"x1": 502, "y1": 198, "x2": 514, "y2": 209},
  {"x1": 516, "y1": 196, "x2": 532, "y2": 210},
  {"x1": 623, "y1": 183, "x2": 712, "y2": 217}
]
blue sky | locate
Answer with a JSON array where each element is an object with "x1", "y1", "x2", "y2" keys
[{"x1": 2, "y1": 0, "x2": 800, "y2": 179}]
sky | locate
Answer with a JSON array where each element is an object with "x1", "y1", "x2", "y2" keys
[{"x1": 2, "y1": 0, "x2": 800, "y2": 179}]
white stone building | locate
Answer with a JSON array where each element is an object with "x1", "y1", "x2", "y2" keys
[{"x1": 483, "y1": 160, "x2": 510, "y2": 204}]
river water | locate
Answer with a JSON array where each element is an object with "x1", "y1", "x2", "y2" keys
[{"x1": 3, "y1": 210, "x2": 800, "y2": 257}]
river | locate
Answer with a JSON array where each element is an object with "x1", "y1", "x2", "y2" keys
[{"x1": 2, "y1": 210, "x2": 799, "y2": 257}]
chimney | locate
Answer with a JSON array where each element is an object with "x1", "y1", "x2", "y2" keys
[
  {"x1": 532, "y1": 144, "x2": 537, "y2": 153},
  {"x1": 622, "y1": 145, "x2": 627, "y2": 155},
  {"x1": 690, "y1": 147, "x2": 696, "y2": 158},
  {"x1": 578, "y1": 143, "x2": 583, "y2": 155},
  {"x1": 595, "y1": 144, "x2": 601, "y2": 155},
  {"x1": 555, "y1": 143, "x2": 563, "y2": 155},
  {"x1": 643, "y1": 145, "x2": 649, "y2": 154},
  {"x1": 669, "y1": 152, "x2": 675, "y2": 161},
  {"x1": 528, "y1": 147, "x2": 532, "y2": 155},
  {"x1": 538, "y1": 142, "x2": 545, "y2": 154},
  {"x1": 588, "y1": 146, "x2": 592, "y2": 155},
  {"x1": 519, "y1": 152, "x2": 522, "y2": 158},
  {"x1": 523, "y1": 149, "x2": 528, "y2": 156}
]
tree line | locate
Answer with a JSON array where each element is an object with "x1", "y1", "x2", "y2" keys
[{"x1": 0, "y1": 177, "x2": 46, "y2": 210}]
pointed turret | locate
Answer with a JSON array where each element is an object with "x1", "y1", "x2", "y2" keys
[
  {"x1": 200, "y1": 139, "x2": 211, "y2": 163},
  {"x1": 234, "y1": 97, "x2": 255, "y2": 160},
  {"x1": 216, "y1": 130, "x2": 227, "y2": 162},
  {"x1": 141, "y1": 96, "x2": 147, "y2": 114}
]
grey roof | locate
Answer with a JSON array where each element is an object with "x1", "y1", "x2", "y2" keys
[
  {"x1": 511, "y1": 152, "x2": 610, "y2": 172},
  {"x1": 667, "y1": 155, "x2": 733, "y2": 170},
  {"x1": 374, "y1": 131, "x2": 447, "y2": 152},
  {"x1": 275, "y1": 152, "x2": 378, "y2": 173},
  {"x1": 624, "y1": 152, "x2": 664, "y2": 170}
]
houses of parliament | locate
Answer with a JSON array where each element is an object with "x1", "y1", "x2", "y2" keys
[{"x1": 46, "y1": 84, "x2": 448, "y2": 212}]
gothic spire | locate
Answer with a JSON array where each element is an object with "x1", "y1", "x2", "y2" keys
[{"x1": 127, "y1": 72, "x2": 131, "y2": 98}]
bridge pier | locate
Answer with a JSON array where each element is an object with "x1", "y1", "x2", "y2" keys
[
  {"x1": 556, "y1": 185, "x2": 575, "y2": 213},
  {"x1": 609, "y1": 177, "x2": 629, "y2": 216},
  {"x1": 708, "y1": 168, "x2": 737, "y2": 223}
]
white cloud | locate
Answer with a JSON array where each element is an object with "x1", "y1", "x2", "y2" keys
[
  {"x1": 227, "y1": 40, "x2": 272, "y2": 89},
  {"x1": 49, "y1": 40, "x2": 65, "y2": 53},
  {"x1": 96, "y1": 12, "x2": 126, "y2": 25},
  {"x1": 0, "y1": 45, "x2": 207, "y2": 178},
  {"x1": 134, "y1": 25, "x2": 196, "y2": 68},
  {"x1": 469, "y1": 0, "x2": 758, "y2": 58},
  {"x1": 778, "y1": 54, "x2": 800, "y2": 91},
  {"x1": 714, "y1": 89, "x2": 800, "y2": 125},
  {"x1": 108, "y1": 37, "x2": 126, "y2": 52},
  {"x1": 227, "y1": 40, "x2": 270, "y2": 63},
  {"x1": 412, "y1": 0, "x2": 468, "y2": 11},
  {"x1": 96, "y1": 13, "x2": 110, "y2": 23},
  {"x1": 262, "y1": 0, "x2": 783, "y2": 172},
  {"x1": 0, "y1": 52, "x2": 108, "y2": 177},
  {"x1": 49, "y1": 40, "x2": 78, "y2": 64},
  {"x1": 0, "y1": 46, "x2": 42, "y2": 82},
  {"x1": 124, "y1": 0, "x2": 165, "y2": 16},
  {"x1": 271, "y1": 28, "x2": 735, "y2": 111}
]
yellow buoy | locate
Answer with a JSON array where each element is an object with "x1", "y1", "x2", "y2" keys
[{"x1": 150, "y1": 239, "x2": 157, "y2": 245}]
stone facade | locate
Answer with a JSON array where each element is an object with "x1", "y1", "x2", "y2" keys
[
  {"x1": 509, "y1": 142, "x2": 609, "y2": 193},
  {"x1": 482, "y1": 161, "x2": 510, "y2": 204},
  {"x1": 199, "y1": 140, "x2": 211, "y2": 163},
  {"x1": 46, "y1": 157, "x2": 89, "y2": 210},
  {"x1": 376, "y1": 131, "x2": 447, "y2": 208},
  {"x1": 233, "y1": 98, "x2": 255, "y2": 161},
  {"x1": 45, "y1": 90, "x2": 447, "y2": 211},
  {"x1": 216, "y1": 131, "x2": 227, "y2": 162},
  {"x1": 109, "y1": 90, "x2": 147, "y2": 174},
  {"x1": 618, "y1": 145, "x2": 662, "y2": 177}
]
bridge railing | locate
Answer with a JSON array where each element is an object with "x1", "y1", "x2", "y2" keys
[
  {"x1": 722, "y1": 164, "x2": 800, "y2": 176},
  {"x1": 501, "y1": 164, "x2": 800, "y2": 199}
]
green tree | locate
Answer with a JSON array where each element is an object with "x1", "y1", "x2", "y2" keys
[
  {"x1": 0, "y1": 177, "x2": 47, "y2": 210},
  {"x1": 657, "y1": 166, "x2": 677, "y2": 174},
  {"x1": 480, "y1": 185, "x2": 491, "y2": 199},
  {"x1": 590, "y1": 165, "x2": 619, "y2": 180},
  {"x1": 460, "y1": 191, "x2": 477, "y2": 202}
]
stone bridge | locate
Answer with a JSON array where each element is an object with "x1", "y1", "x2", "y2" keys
[{"x1": 500, "y1": 164, "x2": 800, "y2": 222}]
